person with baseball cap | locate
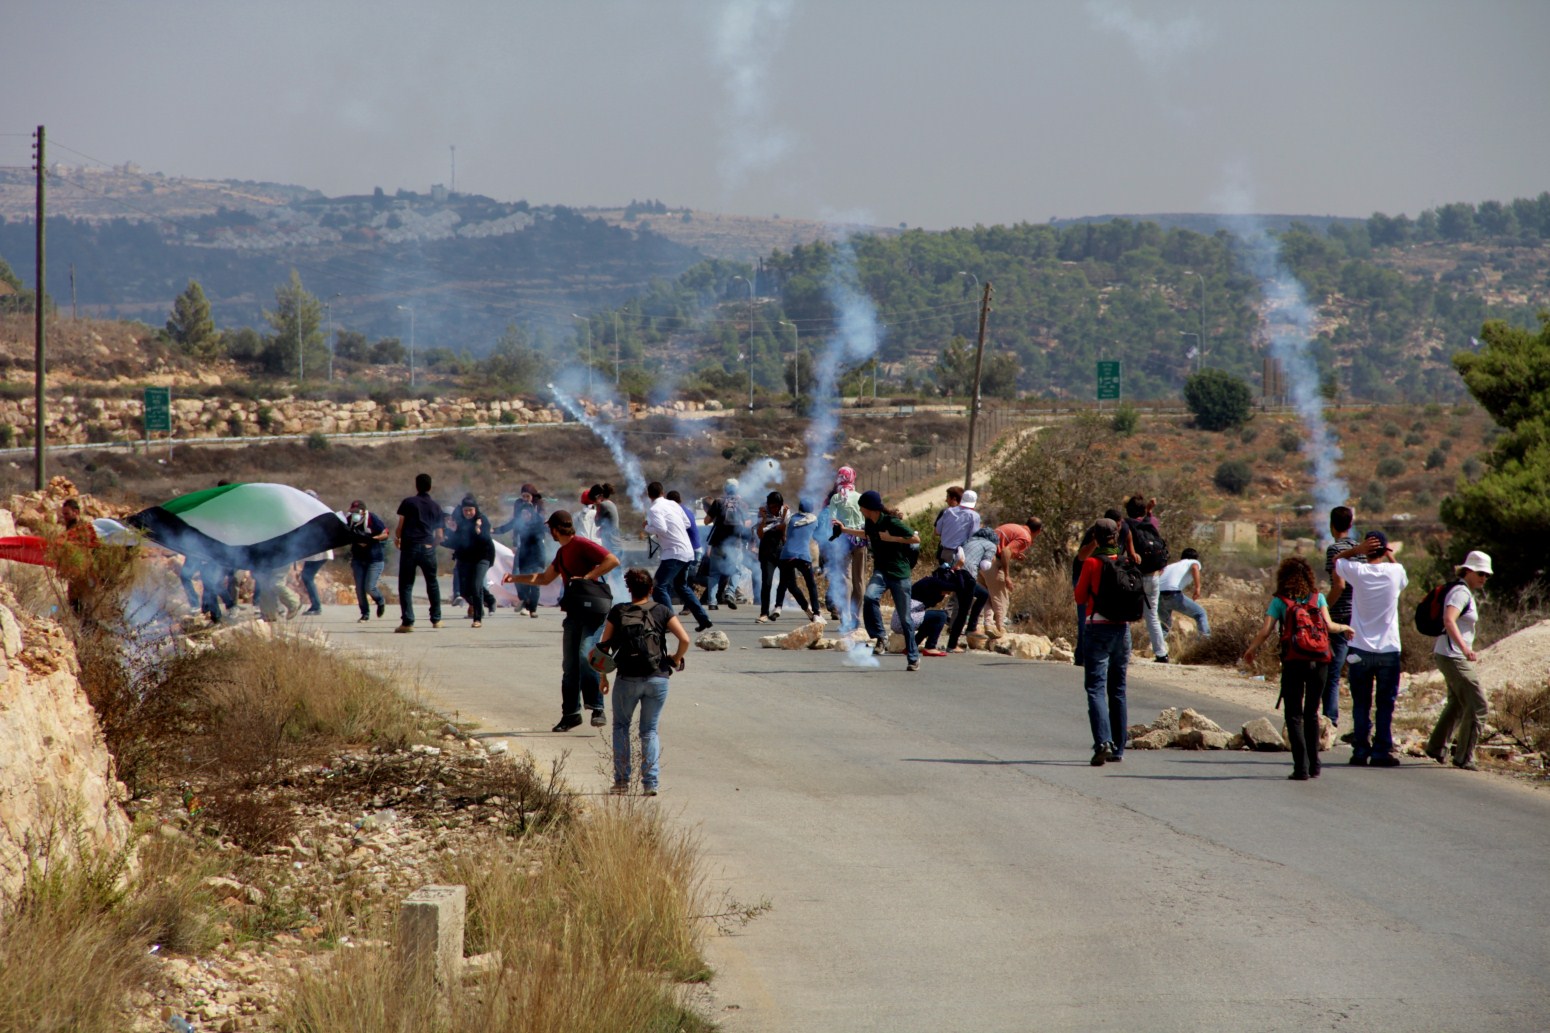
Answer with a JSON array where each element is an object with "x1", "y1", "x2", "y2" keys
[
  {"x1": 1424, "y1": 551, "x2": 1493, "y2": 771},
  {"x1": 838, "y1": 489, "x2": 923, "y2": 671},
  {"x1": 1330, "y1": 530, "x2": 1409, "y2": 766}
]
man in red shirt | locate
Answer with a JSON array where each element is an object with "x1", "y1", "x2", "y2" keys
[
  {"x1": 506, "y1": 509, "x2": 621, "y2": 731},
  {"x1": 1073, "y1": 518, "x2": 1132, "y2": 767},
  {"x1": 983, "y1": 517, "x2": 1042, "y2": 637}
]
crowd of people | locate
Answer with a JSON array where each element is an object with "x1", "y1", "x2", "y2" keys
[{"x1": 163, "y1": 469, "x2": 1499, "y2": 792}]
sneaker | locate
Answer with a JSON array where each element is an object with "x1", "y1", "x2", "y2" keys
[
  {"x1": 471, "y1": 620, "x2": 482, "y2": 628},
  {"x1": 303, "y1": 607, "x2": 323, "y2": 616},
  {"x1": 906, "y1": 660, "x2": 920, "y2": 672},
  {"x1": 528, "y1": 609, "x2": 539, "y2": 618},
  {"x1": 1288, "y1": 771, "x2": 1311, "y2": 781},
  {"x1": 451, "y1": 597, "x2": 465, "y2": 607},
  {"x1": 708, "y1": 604, "x2": 719, "y2": 611},
  {"x1": 552, "y1": 715, "x2": 583, "y2": 732},
  {"x1": 1453, "y1": 760, "x2": 1480, "y2": 771},
  {"x1": 1348, "y1": 755, "x2": 1368, "y2": 767},
  {"x1": 1107, "y1": 753, "x2": 1123, "y2": 763},
  {"x1": 431, "y1": 620, "x2": 443, "y2": 629},
  {"x1": 1091, "y1": 745, "x2": 1108, "y2": 767},
  {"x1": 1370, "y1": 754, "x2": 1401, "y2": 768},
  {"x1": 723, "y1": 599, "x2": 738, "y2": 611},
  {"x1": 358, "y1": 615, "x2": 370, "y2": 623},
  {"x1": 1424, "y1": 747, "x2": 1447, "y2": 764},
  {"x1": 695, "y1": 620, "x2": 714, "y2": 633},
  {"x1": 590, "y1": 710, "x2": 607, "y2": 727},
  {"x1": 1154, "y1": 655, "x2": 1169, "y2": 664},
  {"x1": 771, "y1": 610, "x2": 781, "y2": 620},
  {"x1": 376, "y1": 601, "x2": 386, "y2": 618},
  {"x1": 395, "y1": 624, "x2": 414, "y2": 634},
  {"x1": 872, "y1": 638, "x2": 888, "y2": 655},
  {"x1": 1339, "y1": 730, "x2": 1356, "y2": 744},
  {"x1": 643, "y1": 787, "x2": 658, "y2": 797}
]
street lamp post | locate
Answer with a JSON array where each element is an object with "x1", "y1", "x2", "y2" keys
[
  {"x1": 957, "y1": 271, "x2": 991, "y2": 490},
  {"x1": 295, "y1": 302, "x2": 304, "y2": 381},
  {"x1": 571, "y1": 313, "x2": 594, "y2": 399},
  {"x1": 1185, "y1": 270, "x2": 1206, "y2": 371},
  {"x1": 730, "y1": 275, "x2": 754, "y2": 412},
  {"x1": 611, "y1": 312, "x2": 622, "y2": 388},
  {"x1": 325, "y1": 292, "x2": 342, "y2": 382},
  {"x1": 778, "y1": 320, "x2": 800, "y2": 402},
  {"x1": 1179, "y1": 331, "x2": 1200, "y2": 371},
  {"x1": 396, "y1": 305, "x2": 416, "y2": 390}
]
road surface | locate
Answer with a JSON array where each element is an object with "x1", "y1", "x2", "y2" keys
[{"x1": 316, "y1": 585, "x2": 1550, "y2": 1033}]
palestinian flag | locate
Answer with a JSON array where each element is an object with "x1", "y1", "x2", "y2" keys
[{"x1": 127, "y1": 483, "x2": 357, "y2": 570}]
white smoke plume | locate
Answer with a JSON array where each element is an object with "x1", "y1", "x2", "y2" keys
[
  {"x1": 801, "y1": 240, "x2": 882, "y2": 507},
  {"x1": 547, "y1": 376, "x2": 648, "y2": 514},
  {"x1": 1086, "y1": 0, "x2": 1209, "y2": 75},
  {"x1": 712, "y1": 0, "x2": 796, "y2": 187},
  {"x1": 735, "y1": 456, "x2": 785, "y2": 504}
]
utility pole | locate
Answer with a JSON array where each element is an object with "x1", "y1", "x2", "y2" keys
[
  {"x1": 963, "y1": 280, "x2": 993, "y2": 491},
  {"x1": 32, "y1": 125, "x2": 46, "y2": 490}
]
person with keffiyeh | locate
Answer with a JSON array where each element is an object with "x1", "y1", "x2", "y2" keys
[{"x1": 824, "y1": 466, "x2": 867, "y2": 630}]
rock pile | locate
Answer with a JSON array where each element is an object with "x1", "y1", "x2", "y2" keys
[{"x1": 1126, "y1": 707, "x2": 1315, "y2": 753}]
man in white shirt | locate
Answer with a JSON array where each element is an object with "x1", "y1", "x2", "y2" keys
[
  {"x1": 1331, "y1": 530, "x2": 1409, "y2": 767},
  {"x1": 645, "y1": 480, "x2": 711, "y2": 631},
  {"x1": 1156, "y1": 548, "x2": 1210, "y2": 638}
]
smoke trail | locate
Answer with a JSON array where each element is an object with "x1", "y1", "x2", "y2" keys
[
  {"x1": 801, "y1": 241, "x2": 882, "y2": 507},
  {"x1": 735, "y1": 456, "x2": 784, "y2": 503},
  {"x1": 547, "y1": 380, "x2": 648, "y2": 513},
  {"x1": 1233, "y1": 233, "x2": 1349, "y2": 540},
  {"x1": 712, "y1": 0, "x2": 796, "y2": 187}
]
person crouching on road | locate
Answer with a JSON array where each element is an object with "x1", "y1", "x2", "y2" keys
[
  {"x1": 505, "y1": 510, "x2": 620, "y2": 732},
  {"x1": 839, "y1": 489, "x2": 923, "y2": 672},
  {"x1": 595, "y1": 567, "x2": 690, "y2": 796},
  {"x1": 1424, "y1": 551, "x2": 1493, "y2": 771},
  {"x1": 1072, "y1": 518, "x2": 1133, "y2": 766},
  {"x1": 1240, "y1": 557, "x2": 1353, "y2": 781}
]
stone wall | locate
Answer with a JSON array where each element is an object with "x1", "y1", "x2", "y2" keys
[{"x1": 0, "y1": 393, "x2": 723, "y2": 448}]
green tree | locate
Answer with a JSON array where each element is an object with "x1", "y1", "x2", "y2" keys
[
  {"x1": 1183, "y1": 369, "x2": 1253, "y2": 431},
  {"x1": 261, "y1": 270, "x2": 326, "y2": 378},
  {"x1": 165, "y1": 280, "x2": 221, "y2": 360},
  {"x1": 481, "y1": 324, "x2": 547, "y2": 392},
  {"x1": 933, "y1": 335, "x2": 1019, "y2": 399},
  {"x1": 370, "y1": 337, "x2": 406, "y2": 365},
  {"x1": 1441, "y1": 312, "x2": 1550, "y2": 593},
  {"x1": 334, "y1": 329, "x2": 369, "y2": 362},
  {"x1": 1213, "y1": 459, "x2": 1252, "y2": 495},
  {"x1": 0, "y1": 254, "x2": 35, "y2": 314}
]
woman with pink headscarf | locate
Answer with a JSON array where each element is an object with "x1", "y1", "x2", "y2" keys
[{"x1": 823, "y1": 466, "x2": 867, "y2": 629}]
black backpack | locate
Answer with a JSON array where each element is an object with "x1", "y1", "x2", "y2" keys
[
  {"x1": 614, "y1": 603, "x2": 667, "y2": 678},
  {"x1": 1125, "y1": 518, "x2": 1170, "y2": 574},
  {"x1": 1414, "y1": 580, "x2": 1468, "y2": 637},
  {"x1": 1094, "y1": 556, "x2": 1146, "y2": 622}
]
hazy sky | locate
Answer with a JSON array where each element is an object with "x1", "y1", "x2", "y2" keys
[{"x1": 4, "y1": 1, "x2": 1547, "y2": 229}]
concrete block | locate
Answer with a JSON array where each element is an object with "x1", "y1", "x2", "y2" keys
[{"x1": 398, "y1": 883, "x2": 467, "y2": 988}]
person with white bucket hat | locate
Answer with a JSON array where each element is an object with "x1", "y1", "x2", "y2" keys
[{"x1": 1424, "y1": 550, "x2": 1494, "y2": 771}]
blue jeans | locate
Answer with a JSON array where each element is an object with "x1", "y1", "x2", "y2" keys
[
  {"x1": 1158, "y1": 591, "x2": 1211, "y2": 637},
  {"x1": 1083, "y1": 621, "x2": 1130, "y2": 756},
  {"x1": 300, "y1": 559, "x2": 327, "y2": 611},
  {"x1": 561, "y1": 612, "x2": 606, "y2": 717},
  {"x1": 611, "y1": 674, "x2": 669, "y2": 790},
  {"x1": 1347, "y1": 647, "x2": 1401, "y2": 760},
  {"x1": 863, "y1": 572, "x2": 919, "y2": 663},
  {"x1": 398, "y1": 543, "x2": 441, "y2": 626},
  {"x1": 654, "y1": 557, "x2": 709, "y2": 627},
  {"x1": 1322, "y1": 633, "x2": 1350, "y2": 724},
  {"x1": 352, "y1": 558, "x2": 385, "y2": 617},
  {"x1": 917, "y1": 609, "x2": 949, "y2": 650}
]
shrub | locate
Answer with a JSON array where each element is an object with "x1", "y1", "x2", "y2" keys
[
  {"x1": 1376, "y1": 457, "x2": 1405, "y2": 477},
  {"x1": 1239, "y1": 426, "x2": 1259, "y2": 444},
  {"x1": 306, "y1": 431, "x2": 329, "y2": 451},
  {"x1": 1276, "y1": 426, "x2": 1302, "y2": 453},
  {"x1": 1381, "y1": 421, "x2": 1401, "y2": 438},
  {"x1": 1177, "y1": 600, "x2": 1278, "y2": 678},
  {"x1": 1425, "y1": 448, "x2": 1447, "y2": 470},
  {"x1": 1184, "y1": 369, "x2": 1253, "y2": 431},
  {"x1": 1213, "y1": 459, "x2": 1253, "y2": 495},
  {"x1": 1111, "y1": 403, "x2": 1139, "y2": 436},
  {"x1": 0, "y1": 423, "x2": 13, "y2": 447},
  {"x1": 256, "y1": 405, "x2": 275, "y2": 432},
  {"x1": 1461, "y1": 456, "x2": 1483, "y2": 480},
  {"x1": 1403, "y1": 431, "x2": 1425, "y2": 446},
  {"x1": 1361, "y1": 480, "x2": 1387, "y2": 511},
  {"x1": 226, "y1": 415, "x2": 244, "y2": 437}
]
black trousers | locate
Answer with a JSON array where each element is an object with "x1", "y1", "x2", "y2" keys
[{"x1": 1281, "y1": 658, "x2": 1328, "y2": 776}]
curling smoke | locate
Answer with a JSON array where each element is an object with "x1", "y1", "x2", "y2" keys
[
  {"x1": 712, "y1": 0, "x2": 795, "y2": 188},
  {"x1": 1235, "y1": 233, "x2": 1349, "y2": 540},
  {"x1": 547, "y1": 380, "x2": 648, "y2": 513},
  {"x1": 735, "y1": 456, "x2": 785, "y2": 503},
  {"x1": 801, "y1": 241, "x2": 882, "y2": 507}
]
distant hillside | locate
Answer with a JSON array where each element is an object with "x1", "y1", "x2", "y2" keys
[{"x1": 1052, "y1": 212, "x2": 1367, "y2": 237}]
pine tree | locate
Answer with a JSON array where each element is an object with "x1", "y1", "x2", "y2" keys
[{"x1": 166, "y1": 280, "x2": 220, "y2": 359}]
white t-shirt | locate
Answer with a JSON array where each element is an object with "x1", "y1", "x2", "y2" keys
[
  {"x1": 1432, "y1": 583, "x2": 1477, "y2": 658},
  {"x1": 1158, "y1": 558, "x2": 1199, "y2": 593},
  {"x1": 1334, "y1": 558, "x2": 1409, "y2": 653}
]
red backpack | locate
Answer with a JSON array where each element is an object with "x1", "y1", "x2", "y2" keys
[{"x1": 1276, "y1": 595, "x2": 1331, "y2": 662}]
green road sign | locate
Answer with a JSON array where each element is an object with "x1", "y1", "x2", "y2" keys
[
  {"x1": 143, "y1": 387, "x2": 172, "y2": 433},
  {"x1": 1096, "y1": 361, "x2": 1121, "y2": 401}
]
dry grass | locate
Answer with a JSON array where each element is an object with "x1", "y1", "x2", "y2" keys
[
  {"x1": 1008, "y1": 561, "x2": 1080, "y2": 642},
  {"x1": 1177, "y1": 599, "x2": 1279, "y2": 679},
  {"x1": 277, "y1": 799, "x2": 716, "y2": 1033},
  {"x1": 1495, "y1": 676, "x2": 1550, "y2": 753}
]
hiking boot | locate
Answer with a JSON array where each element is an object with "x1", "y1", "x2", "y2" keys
[
  {"x1": 906, "y1": 660, "x2": 920, "y2": 672},
  {"x1": 872, "y1": 638, "x2": 887, "y2": 655},
  {"x1": 395, "y1": 624, "x2": 414, "y2": 634}
]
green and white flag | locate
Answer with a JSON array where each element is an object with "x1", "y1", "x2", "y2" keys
[{"x1": 128, "y1": 483, "x2": 356, "y2": 569}]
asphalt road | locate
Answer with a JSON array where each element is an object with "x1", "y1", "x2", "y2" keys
[{"x1": 319, "y1": 586, "x2": 1550, "y2": 1033}]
